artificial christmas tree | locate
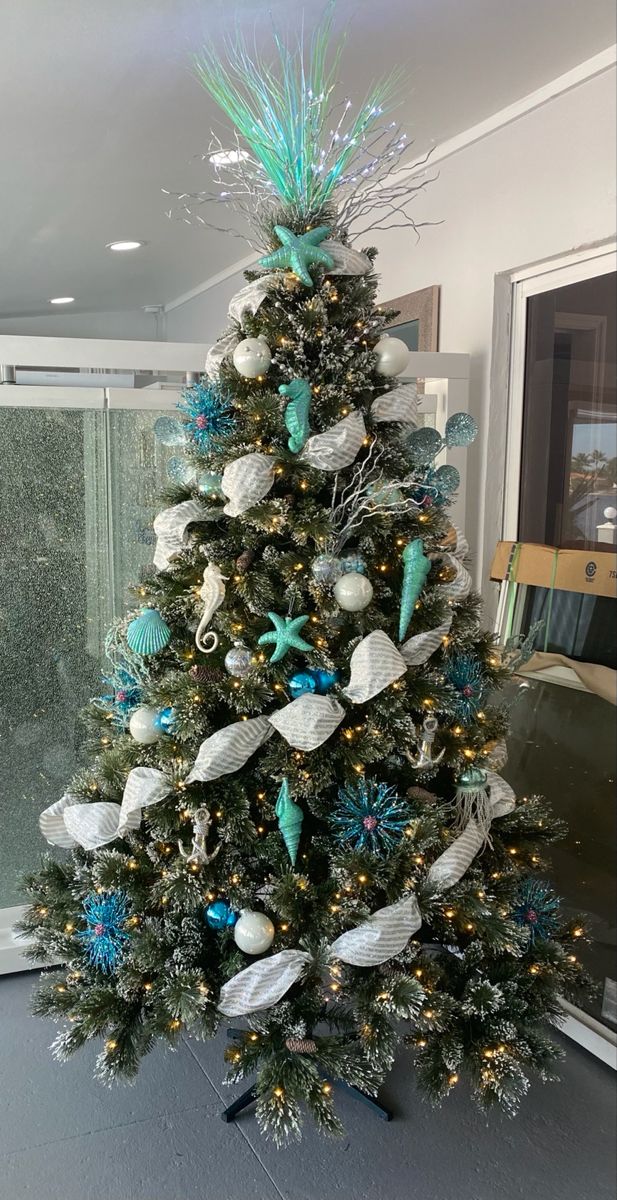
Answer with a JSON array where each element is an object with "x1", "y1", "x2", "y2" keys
[{"x1": 20, "y1": 18, "x2": 589, "y2": 1143}]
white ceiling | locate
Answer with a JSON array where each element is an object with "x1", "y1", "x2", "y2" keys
[{"x1": 1, "y1": 0, "x2": 615, "y2": 318}]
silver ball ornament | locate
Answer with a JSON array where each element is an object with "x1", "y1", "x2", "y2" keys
[
  {"x1": 224, "y1": 642, "x2": 253, "y2": 678},
  {"x1": 333, "y1": 572, "x2": 374, "y2": 612},
  {"x1": 128, "y1": 706, "x2": 162, "y2": 744},
  {"x1": 311, "y1": 553, "x2": 343, "y2": 586},
  {"x1": 373, "y1": 335, "x2": 410, "y2": 377},
  {"x1": 232, "y1": 336, "x2": 272, "y2": 379},
  {"x1": 233, "y1": 910, "x2": 275, "y2": 955}
]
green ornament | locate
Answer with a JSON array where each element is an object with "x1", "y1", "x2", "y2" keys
[
  {"x1": 258, "y1": 225, "x2": 334, "y2": 288},
  {"x1": 279, "y1": 378, "x2": 312, "y2": 452},
  {"x1": 258, "y1": 612, "x2": 313, "y2": 663},
  {"x1": 399, "y1": 539, "x2": 431, "y2": 642},
  {"x1": 275, "y1": 778, "x2": 304, "y2": 866}
]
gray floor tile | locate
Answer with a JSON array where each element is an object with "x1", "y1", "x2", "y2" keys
[
  {"x1": 187, "y1": 1027, "x2": 617, "y2": 1200},
  {"x1": 0, "y1": 1107, "x2": 282, "y2": 1200},
  {"x1": 0, "y1": 973, "x2": 220, "y2": 1155}
]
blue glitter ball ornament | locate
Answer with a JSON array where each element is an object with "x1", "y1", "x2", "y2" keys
[
  {"x1": 196, "y1": 470, "x2": 224, "y2": 499},
  {"x1": 166, "y1": 456, "x2": 197, "y2": 485},
  {"x1": 154, "y1": 706, "x2": 175, "y2": 734},
  {"x1": 178, "y1": 380, "x2": 235, "y2": 450},
  {"x1": 433, "y1": 464, "x2": 460, "y2": 496},
  {"x1": 444, "y1": 411, "x2": 478, "y2": 448},
  {"x1": 311, "y1": 553, "x2": 343, "y2": 586},
  {"x1": 444, "y1": 653, "x2": 486, "y2": 721},
  {"x1": 512, "y1": 879, "x2": 560, "y2": 943},
  {"x1": 339, "y1": 550, "x2": 367, "y2": 575},
  {"x1": 288, "y1": 671, "x2": 317, "y2": 700},
  {"x1": 153, "y1": 416, "x2": 187, "y2": 447},
  {"x1": 406, "y1": 426, "x2": 443, "y2": 466},
  {"x1": 76, "y1": 891, "x2": 130, "y2": 973},
  {"x1": 205, "y1": 899, "x2": 238, "y2": 930},
  {"x1": 332, "y1": 778, "x2": 410, "y2": 856}
]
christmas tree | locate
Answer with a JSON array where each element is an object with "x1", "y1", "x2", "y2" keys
[{"x1": 20, "y1": 19, "x2": 589, "y2": 1144}]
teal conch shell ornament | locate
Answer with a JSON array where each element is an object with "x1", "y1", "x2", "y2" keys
[
  {"x1": 399, "y1": 539, "x2": 431, "y2": 642},
  {"x1": 275, "y1": 778, "x2": 304, "y2": 866},
  {"x1": 279, "y1": 378, "x2": 312, "y2": 453},
  {"x1": 126, "y1": 608, "x2": 171, "y2": 657}
]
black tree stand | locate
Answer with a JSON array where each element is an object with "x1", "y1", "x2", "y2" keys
[{"x1": 221, "y1": 1029, "x2": 393, "y2": 1124}]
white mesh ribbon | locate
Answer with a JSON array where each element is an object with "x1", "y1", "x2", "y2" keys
[
  {"x1": 484, "y1": 738, "x2": 508, "y2": 772},
  {"x1": 301, "y1": 411, "x2": 366, "y2": 472},
  {"x1": 400, "y1": 614, "x2": 453, "y2": 667},
  {"x1": 221, "y1": 453, "x2": 276, "y2": 517},
  {"x1": 227, "y1": 278, "x2": 272, "y2": 325},
  {"x1": 217, "y1": 949, "x2": 311, "y2": 1017},
  {"x1": 370, "y1": 383, "x2": 418, "y2": 425},
  {"x1": 451, "y1": 527, "x2": 469, "y2": 561},
  {"x1": 427, "y1": 771, "x2": 516, "y2": 889},
  {"x1": 205, "y1": 330, "x2": 238, "y2": 379},
  {"x1": 39, "y1": 793, "x2": 81, "y2": 849},
  {"x1": 343, "y1": 630, "x2": 407, "y2": 704},
  {"x1": 62, "y1": 802, "x2": 141, "y2": 851},
  {"x1": 330, "y1": 895, "x2": 422, "y2": 966},
  {"x1": 118, "y1": 767, "x2": 172, "y2": 835},
  {"x1": 321, "y1": 240, "x2": 372, "y2": 276},
  {"x1": 186, "y1": 716, "x2": 273, "y2": 784},
  {"x1": 153, "y1": 499, "x2": 210, "y2": 572},
  {"x1": 439, "y1": 554, "x2": 472, "y2": 601},
  {"x1": 268, "y1": 694, "x2": 345, "y2": 751}
]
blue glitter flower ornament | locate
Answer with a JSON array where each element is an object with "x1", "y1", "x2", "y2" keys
[
  {"x1": 99, "y1": 667, "x2": 142, "y2": 728},
  {"x1": 332, "y1": 779, "x2": 409, "y2": 855},
  {"x1": 512, "y1": 879, "x2": 560, "y2": 943},
  {"x1": 444, "y1": 653, "x2": 486, "y2": 722},
  {"x1": 77, "y1": 891, "x2": 130, "y2": 972},
  {"x1": 178, "y1": 380, "x2": 235, "y2": 451}
]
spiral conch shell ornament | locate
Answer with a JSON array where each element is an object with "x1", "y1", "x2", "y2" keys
[{"x1": 195, "y1": 563, "x2": 227, "y2": 653}]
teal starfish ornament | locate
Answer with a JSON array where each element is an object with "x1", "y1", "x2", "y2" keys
[
  {"x1": 258, "y1": 225, "x2": 334, "y2": 287},
  {"x1": 258, "y1": 612, "x2": 313, "y2": 663}
]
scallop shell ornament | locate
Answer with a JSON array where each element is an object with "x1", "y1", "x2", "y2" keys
[
  {"x1": 221, "y1": 453, "x2": 276, "y2": 517},
  {"x1": 126, "y1": 608, "x2": 171, "y2": 657}
]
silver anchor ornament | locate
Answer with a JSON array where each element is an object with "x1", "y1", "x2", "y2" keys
[
  {"x1": 178, "y1": 806, "x2": 221, "y2": 866},
  {"x1": 405, "y1": 715, "x2": 445, "y2": 770}
]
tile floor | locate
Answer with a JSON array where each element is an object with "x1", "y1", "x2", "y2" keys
[{"x1": 0, "y1": 971, "x2": 615, "y2": 1200}]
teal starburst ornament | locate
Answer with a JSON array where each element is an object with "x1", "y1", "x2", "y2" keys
[
  {"x1": 258, "y1": 226, "x2": 333, "y2": 287},
  {"x1": 258, "y1": 612, "x2": 313, "y2": 663}
]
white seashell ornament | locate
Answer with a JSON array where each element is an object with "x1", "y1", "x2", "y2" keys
[
  {"x1": 194, "y1": 563, "x2": 228, "y2": 653},
  {"x1": 221, "y1": 453, "x2": 276, "y2": 517}
]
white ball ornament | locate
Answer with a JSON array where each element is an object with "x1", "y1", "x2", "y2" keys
[
  {"x1": 334, "y1": 572, "x2": 374, "y2": 612},
  {"x1": 128, "y1": 706, "x2": 162, "y2": 745},
  {"x1": 374, "y1": 334, "x2": 410, "y2": 377},
  {"x1": 233, "y1": 910, "x2": 276, "y2": 955},
  {"x1": 232, "y1": 335, "x2": 272, "y2": 379}
]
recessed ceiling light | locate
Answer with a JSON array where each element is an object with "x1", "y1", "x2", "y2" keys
[
  {"x1": 49, "y1": 296, "x2": 75, "y2": 304},
  {"x1": 208, "y1": 149, "x2": 249, "y2": 166},
  {"x1": 106, "y1": 240, "x2": 144, "y2": 252}
]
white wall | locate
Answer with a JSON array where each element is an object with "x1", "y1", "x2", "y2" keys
[
  {"x1": 0, "y1": 309, "x2": 159, "y2": 340},
  {"x1": 163, "y1": 66, "x2": 616, "y2": 596}
]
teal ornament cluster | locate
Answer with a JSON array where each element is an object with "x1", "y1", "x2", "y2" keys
[
  {"x1": 279, "y1": 378, "x2": 312, "y2": 452},
  {"x1": 275, "y1": 779, "x2": 304, "y2": 866},
  {"x1": 205, "y1": 899, "x2": 238, "y2": 930},
  {"x1": 258, "y1": 612, "x2": 312, "y2": 663},
  {"x1": 288, "y1": 667, "x2": 340, "y2": 699},
  {"x1": 399, "y1": 539, "x2": 431, "y2": 641},
  {"x1": 258, "y1": 225, "x2": 334, "y2": 288},
  {"x1": 406, "y1": 411, "x2": 478, "y2": 469},
  {"x1": 126, "y1": 608, "x2": 171, "y2": 657}
]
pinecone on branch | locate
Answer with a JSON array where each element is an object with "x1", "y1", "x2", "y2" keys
[
  {"x1": 235, "y1": 549, "x2": 255, "y2": 574},
  {"x1": 190, "y1": 664, "x2": 223, "y2": 684},
  {"x1": 285, "y1": 1036, "x2": 317, "y2": 1054}
]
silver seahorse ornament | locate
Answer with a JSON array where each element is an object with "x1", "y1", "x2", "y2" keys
[{"x1": 194, "y1": 563, "x2": 227, "y2": 654}]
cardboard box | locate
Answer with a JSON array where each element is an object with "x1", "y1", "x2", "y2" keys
[{"x1": 490, "y1": 541, "x2": 617, "y2": 600}]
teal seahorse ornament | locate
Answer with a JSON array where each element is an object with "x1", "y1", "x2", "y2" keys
[
  {"x1": 399, "y1": 539, "x2": 431, "y2": 642},
  {"x1": 275, "y1": 778, "x2": 304, "y2": 866},
  {"x1": 279, "y1": 378, "x2": 312, "y2": 452}
]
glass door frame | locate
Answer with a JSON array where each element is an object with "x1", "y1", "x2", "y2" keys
[{"x1": 498, "y1": 245, "x2": 617, "y2": 1068}]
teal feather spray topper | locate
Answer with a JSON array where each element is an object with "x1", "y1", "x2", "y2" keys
[
  {"x1": 398, "y1": 539, "x2": 431, "y2": 642},
  {"x1": 275, "y1": 779, "x2": 304, "y2": 866},
  {"x1": 193, "y1": 11, "x2": 400, "y2": 220},
  {"x1": 279, "y1": 378, "x2": 312, "y2": 452}
]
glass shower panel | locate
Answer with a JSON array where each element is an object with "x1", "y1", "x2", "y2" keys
[
  {"x1": 0, "y1": 404, "x2": 177, "y2": 909},
  {"x1": 0, "y1": 408, "x2": 104, "y2": 907}
]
